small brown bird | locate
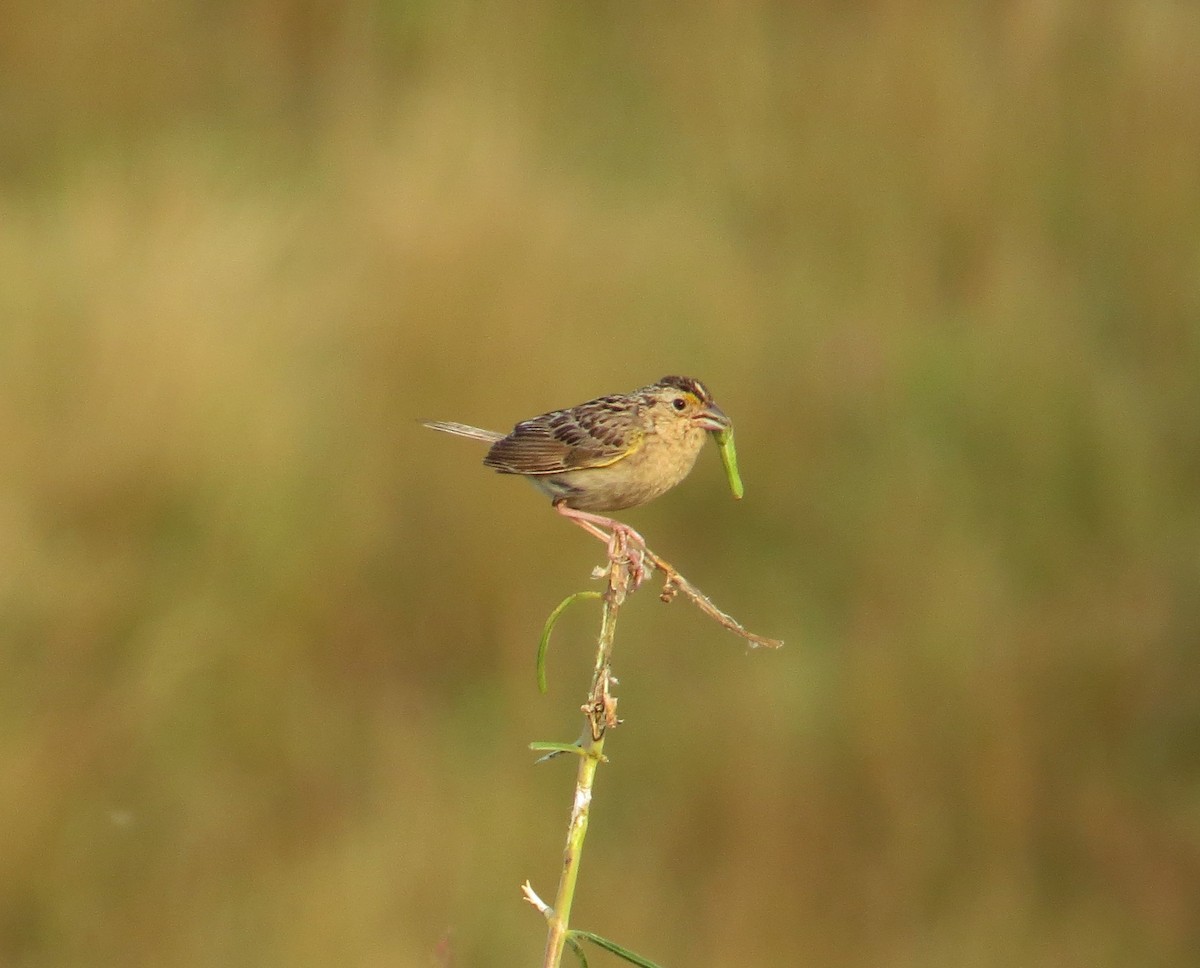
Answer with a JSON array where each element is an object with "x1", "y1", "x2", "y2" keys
[{"x1": 423, "y1": 375, "x2": 734, "y2": 553}]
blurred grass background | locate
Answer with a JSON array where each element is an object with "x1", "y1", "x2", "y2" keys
[{"x1": 3, "y1": 0, "x2": 1200, "y2": 965}]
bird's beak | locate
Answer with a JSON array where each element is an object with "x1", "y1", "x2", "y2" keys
[{"x1": 695, "y1": 403, "x2": 731, "y2": 434}]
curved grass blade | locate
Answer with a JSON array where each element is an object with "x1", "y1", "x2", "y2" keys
[
  {"x1": 565, "y1": 935, "x2": 590, "y2": 968},
  {"x1": 538, "y1": 591, "x2": 602, "y2": 693}
]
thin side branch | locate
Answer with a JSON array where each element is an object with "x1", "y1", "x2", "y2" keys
[{"x1": 641, "y1": 546, "x2": 783, "y2": 650}]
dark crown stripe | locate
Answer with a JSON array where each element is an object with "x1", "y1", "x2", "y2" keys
[{"x1": 657, "y1": 375, "x2": 711, "y2": 403}]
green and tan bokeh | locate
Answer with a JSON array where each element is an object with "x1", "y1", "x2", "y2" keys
[{"x1": 3, "y1": 2, "x2": 1199, "y2": 965}]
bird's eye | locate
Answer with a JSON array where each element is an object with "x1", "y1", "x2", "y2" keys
[{"x1": 672, "y1": 397, "x2": 687, "y2": 411}]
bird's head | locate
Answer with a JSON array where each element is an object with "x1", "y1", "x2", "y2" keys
[{"x1": 647, "y1": 375, "x2": 730, "y2": 433}]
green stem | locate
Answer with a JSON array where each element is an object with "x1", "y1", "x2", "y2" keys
[
  {"x1": 533, "y1": 533, "x2": 779, "y2": 964},
  {"x1": 541, "y1": 560, "x2": 628, "y2": 968}
]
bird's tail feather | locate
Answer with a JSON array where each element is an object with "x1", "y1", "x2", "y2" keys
[{"x1": 422, "y1": 420, "x2": 505, "y2": 443}]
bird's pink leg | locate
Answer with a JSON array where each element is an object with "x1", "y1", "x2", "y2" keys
[{"x1": 554, "y1": 502, "x2": 648, "y2": 585}]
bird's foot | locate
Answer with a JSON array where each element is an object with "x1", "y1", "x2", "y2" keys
[
  {"x1": 555, "y1": 504, "x2": 650, "y2": 588},
  {"x1": 610, "y1": 523, "x2": 649, "y2": 587}
]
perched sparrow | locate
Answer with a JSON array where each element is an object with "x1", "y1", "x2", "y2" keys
[{"x1": 424, "y1": 375, "x2": 739, "y2": 553}]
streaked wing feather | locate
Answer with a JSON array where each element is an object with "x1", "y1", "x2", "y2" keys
[{"x1": 484, "y1": 397, "x2": 641, "y2": 475}]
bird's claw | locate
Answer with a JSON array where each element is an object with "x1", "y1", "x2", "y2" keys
[{"x1": 607, "y1": 526, "x2": 649, "y2": 588}]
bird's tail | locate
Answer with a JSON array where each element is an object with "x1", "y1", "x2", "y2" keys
[{"x1": 422, "y1": 420, "x2": 505, "y2": 443}]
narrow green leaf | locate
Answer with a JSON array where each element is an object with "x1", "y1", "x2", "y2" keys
[
  {"x1": 569, "y1": 930, "x2": 665, "y2": 968},
  {"x1": 528, "y1": 741, "x2": 585, "y2": 762},
  {"x1": 537, "y1": 590, "x2": 602, "y2": 693}
]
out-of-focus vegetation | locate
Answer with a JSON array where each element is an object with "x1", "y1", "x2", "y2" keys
[{"x1": 3, "y1": 1, "x2": 1199, "y2": 965}]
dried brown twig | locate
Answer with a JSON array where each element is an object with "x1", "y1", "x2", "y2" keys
[{"x1": 641, "y1": 546, "x2": 783, "y2": 650}]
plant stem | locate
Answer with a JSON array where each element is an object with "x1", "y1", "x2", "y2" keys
[
  {"x1": 531, "y1": 530, "x2": 780, "y2": 965},
  {"x1": 541, "y1": 545, "x2": 631, "y2": 968}
]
